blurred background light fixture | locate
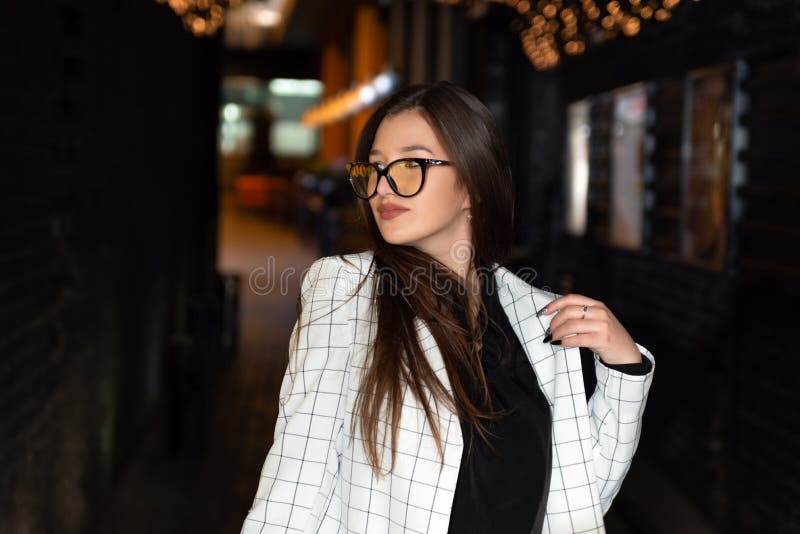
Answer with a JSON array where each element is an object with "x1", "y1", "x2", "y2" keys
[
  {"x1": 155, "y1": 0, "x2": 293, "y2": 39},
  {"x1": 373, "y1": 73, "x2": 394, "y2": 95},
  {"x1": 246, "y1": 1, "x2": 284, "y2": 27},
  {"x1": 268, "y1": 79, "x2": 324, "y2": 97},
  {"x1": 301, "y1": 69, "x2": 400, "y2": 128},
  {"x1": 358, "y1": 86, "x2": 378, "y2": 106},
  {"x1": 250, "y1": 8, "x2": 282, "y2": 27},
  {"x1": 224, "y1": 0, "x2": 294, "y2": 48},
  {"x1": 222, "y1": 103, "x2": 242, "y2": 122},
  {"x1": 435, "y1": 0, "x2": 698, "y2": 70},
  {"x1": 154, "y1": 0, "x2": 245, "y2": 37}
]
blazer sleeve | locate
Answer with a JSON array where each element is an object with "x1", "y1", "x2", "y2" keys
[
  {"x1": 241, "y1": 256, "x2": 356, "y2": 533},
  {"x1": 587, "y1": 341, "x2": 655, "y2": 514}
]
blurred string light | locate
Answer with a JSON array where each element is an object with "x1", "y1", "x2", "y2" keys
[
  {"x1": 154, "y1": 0, "x2": 244, "y2": 36},
  {"x1": 301, "y1": 70, "x2": 401, "y2": 128},
  {"x1": 155, "y1": 0, "x2": 288, "y2": 37},
  {"x1": 435, "y1": 0, "x2": 698, "y2": 70}
]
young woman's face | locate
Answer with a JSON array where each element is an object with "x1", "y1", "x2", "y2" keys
[{"x1": 368, "y1": 110, "x2": 471, "y2": 261}]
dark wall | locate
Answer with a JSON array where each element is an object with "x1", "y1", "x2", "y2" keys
[
  {"x1": 448, "y1": 0, "x2": 800, "y2": 532},
  {"x1": 555, "y1": 1, "x2": 800, "y2": 532},
  {"x1": 730, "y1": 52, "x2": 800, "y2": 532},
  {"x1": 446, "y1": 5, "x2": 567, "y2": 288},
  {"x1": 1, "y1": 2, "x2": 221, "y2": 533}
]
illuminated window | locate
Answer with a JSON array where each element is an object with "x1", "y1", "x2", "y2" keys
[
  {"x1": 680, "y1": 65, "x2": 733, "y2": 269},
  {"x1": 609, "y1": 83, "x2": 647, "y2": 251},
  {"x1": 266, "y1": 78, "x2": 323, "y2": 158},
  {"x1": 566, "y1": 99, "x2": 590, "y2": 236},
  {"x1": 217, "y1": 76, "x2": 324, "y2": 160},
  {"x1": 578, "y1": 87, "x2": 648, "y2": 251},
  {"x1": 570, "y1": 65, "x2": 742, "y2": 273}
]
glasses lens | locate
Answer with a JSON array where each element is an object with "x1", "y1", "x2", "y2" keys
[
  {"x1": 347, "y1": 162, "x2": 378, "y2": 198},
  {"x1": 387, "y1": 159, "x2": 423, "y2": 196}
]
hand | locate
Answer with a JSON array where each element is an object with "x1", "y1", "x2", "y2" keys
[{"x1": 538, "y1": 293, "x2": 642, "y2": 365}]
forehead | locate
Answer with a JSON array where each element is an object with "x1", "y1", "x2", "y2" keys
[{"x1": 370, "y1": 110, "x2": 448, "y2": 157}]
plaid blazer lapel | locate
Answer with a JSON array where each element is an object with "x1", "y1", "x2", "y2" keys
[
  {"x1": 413, "y1": 313, "x2": 465, "y2": 444},
  {"x1": 493, "y1": 265, "x2": 558, "y2": 407},
  {"x1": 414, "y1": 315, "x2": 452, "y2": 391}
]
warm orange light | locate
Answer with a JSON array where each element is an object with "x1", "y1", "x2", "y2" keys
[
  {"x1": 565, "y1": 41, "x2": 579, "y2": 54},
  {"x1": 156, "y1": 0, "x2": 258, "y2": 37},
  {"x1": 623, "y1": 17, "x2": 640, "y2": 35},
  {"x1": 191, "y1": 16, "x2": 206, "y2": 33},
  {"x1": 440, "y1": 0, "x2": 697, "y2": 71}
]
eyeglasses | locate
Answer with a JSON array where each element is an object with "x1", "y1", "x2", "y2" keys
[{"x1": 345, "y1": 157, "x2": 453, "y2": 199}]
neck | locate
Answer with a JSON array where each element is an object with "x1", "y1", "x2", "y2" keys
[
  {"x1": 409, "y1": 215, "x2": 473, "y2": 287},
  {"x1": 431, "y1": 245, "x2": 478, "y2": 296},
  {"x1": 464, "y1": 266, "x2": 481, "y2": 297}
]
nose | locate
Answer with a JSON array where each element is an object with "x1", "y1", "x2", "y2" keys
[{"x1": 374, "y1": 171, "x2": 395, "y2": 197}]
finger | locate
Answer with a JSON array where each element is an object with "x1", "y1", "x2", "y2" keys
[
  {"x1": 548, "y1": 304, "x2": 606, "y2": 333},
  {"x1": 550, "y1": 318, "x2": 605, "y2": 344},
  {"x1": 546, "y1": 304, "x2": 579, "y2": 333},
  {"x1": 551, "y1": 331, "x2": 601, "y2": 348},
  {"x1": 536, "y1": 293, "x2": 604, "y2": 317}
]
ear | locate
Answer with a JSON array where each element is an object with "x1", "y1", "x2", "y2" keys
[{"x1": 460, "y1": 190, "x2": 472, "y2": 210}]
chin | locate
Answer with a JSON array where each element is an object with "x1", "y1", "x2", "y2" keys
[
  {"x1": 379, "y1": 228, "x2": 417, "y2": 247},
  {"x1": 381, "y1": 234, "x2": 412, "y2": 246}
]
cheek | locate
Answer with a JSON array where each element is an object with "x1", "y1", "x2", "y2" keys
[{"x1": 419, "y1": 174, "x2": 464, "y2": 212}]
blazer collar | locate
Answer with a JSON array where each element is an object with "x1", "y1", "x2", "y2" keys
[{"x1": 491, "y1": 263, "x2": 557, "y2": 406}]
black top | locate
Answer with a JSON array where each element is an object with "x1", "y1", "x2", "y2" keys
[
  {"x1": 447, "y1": 270, "x2": 552, "y2": 534},
  {"x1": 446, "y1": 269, "x2": 652, "y2": 534}
]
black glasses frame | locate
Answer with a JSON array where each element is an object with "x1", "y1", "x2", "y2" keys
[{"x1": 345, "y1": 157, "x2": 453, "y2": 199}]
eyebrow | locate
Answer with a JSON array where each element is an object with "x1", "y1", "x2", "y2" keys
[{"x1": 369, "y1": 144, "x2": 436, "y2": 157}]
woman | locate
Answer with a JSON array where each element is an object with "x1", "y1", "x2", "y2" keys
[{"x1": 241, "y1": 81, "x2": 654, "y2": 534}]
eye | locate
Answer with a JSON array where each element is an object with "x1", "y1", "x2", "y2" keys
[{"x1": 401, "y1": 159, "x2": 420, "y2": 168}]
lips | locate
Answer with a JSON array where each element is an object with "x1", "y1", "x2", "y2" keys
[{"x1": 377, "y1": 203, "x2": 409, "y2": 220}]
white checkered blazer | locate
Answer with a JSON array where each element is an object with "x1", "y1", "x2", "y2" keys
[{"x1": 241, "y1": 251, "x2": 655, "y2": 534}]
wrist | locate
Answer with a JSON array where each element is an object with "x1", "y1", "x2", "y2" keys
[{"x1": 598, "y1": 344, "x2": 642, "y2": 365}]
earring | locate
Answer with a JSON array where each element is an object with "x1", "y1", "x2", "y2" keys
[{"x1": 466, "y1": 212, "x2": 472, "y2": 221}]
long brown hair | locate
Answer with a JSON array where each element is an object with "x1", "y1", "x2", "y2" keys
[{"x1": 312, "y1": 81, "x2": 515, "y2": 477}]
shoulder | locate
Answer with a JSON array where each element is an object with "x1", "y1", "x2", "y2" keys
[
  {"x1": 336, "y1": 249, "x2": 376, "y2": 277},
  {"x1": 301, "y1": 250, "x2": 376, "y2": 303},
  {"x1": 305, "y1": 250, "x2": 375, "y2": 280}
]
